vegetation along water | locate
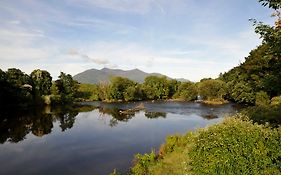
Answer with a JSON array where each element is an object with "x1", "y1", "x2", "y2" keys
[{"x1": 0, "y1": 0, "x2": 281, "y2": 174}]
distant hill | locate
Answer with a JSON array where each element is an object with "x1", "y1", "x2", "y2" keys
[{"x1": 73, "y1": 68, "x2": 189, "y2": 84}]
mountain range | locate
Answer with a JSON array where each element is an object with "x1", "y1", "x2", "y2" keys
[{"x1": 73, "y1": 68, "x2": 189, "y2": 84}]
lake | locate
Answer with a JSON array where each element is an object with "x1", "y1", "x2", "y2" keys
[{"x1": 0, "y1": 101, "x2": 241, "y2": 175}]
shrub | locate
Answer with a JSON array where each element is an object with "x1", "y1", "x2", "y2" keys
[
  {"x1": 188, "y1": 117, "x2": 281, "y2": 175},
  {"x1": 255, "y1": 91, "x2": 270, "y2": 106},
  {"x1": 241, "y1": 105, "x2": 281, "y2": 127},
  {"x1": 131, "y1": 151, "x2": 157, "y2": 175},
  {"x1": 158, "y1": 134, "x2": 192, "y2": 157}
]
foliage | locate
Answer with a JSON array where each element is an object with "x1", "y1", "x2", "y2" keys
[
  {"x1": 30, "y1": 69, "x2": 52, "y2": 104},
  {"x1": 221, "y1": 0, "x2": 281, "y2": 104},
  {"x1": 55, "y1": 72, "x2": 79, "y2": 104},
  {"x1": 129, "y1": 117, "x2": 281, "y2": 175},
  {"x1": 30, "y1": 69, "x2": 52, "y2": 96},
  {"x1": 198, "y1": 79, "x2": 227, "y2": 101},
  {"x1": 0, "y1": 68, "x2": 33, "y2": 106},
  {"x1": 174, "y1": 82, "x2": 198, "y2": 101},
  {"x1": 158, "y1": 134, "x2": 190, "y2": 157},
  {"x1": 228, "y1": 81, "x2": 256, "y2": 104},
  {"x1": 241, "y1": 105, "x2": 281, "y2": 127},
  {"x1": 131, "y1": 151, "x2": 157, "y2": 175},
  {"x1": 124, "y1": 84, "x2": 144, "y2": 101},
  {"x1": 168, "y1": 79, "x2": 181, "y2": 98},
  {"x1": 271, "y1": 96, "x2": 281, "y2": 105},
  {"x1": 0, "y1": 68, "x2": 80, "y2": 106},
  {"x1": 259, "y1": 0, "x2": 281, "y2": 10},
  {"x1": 98, "y1": 83, "x2": 111, "y2": 101},
  {"x1": 189, "y1": 117, "x2": 281, "y2": 175},
  {"x1": 76, "y1": 84, "x2": 99, "y2": 101},
  {"x1": 107, "y1": 76, "x2": 138, "y2": 101},
  {"x1": 143, "y1": 76, "x2": 170, "y2": 100},
  {"x1": 255, "y1": 91, "x2": 271, "y2": 106}
]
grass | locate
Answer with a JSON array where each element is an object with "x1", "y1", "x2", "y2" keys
[{"x1": 147, "y1": 148, "x2": 191, "y2": 175}]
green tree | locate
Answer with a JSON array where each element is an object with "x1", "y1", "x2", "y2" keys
[
  {"x1": 98, "y1": 83, "x2": 111, "y2": 101},
  {"x1": 175, "y1": 82, "x2": 198, "y2": 101},
  {"x1": 55, "y1": 72, "x2": 79, "y2": 103},
  {"x1": 143, "y1": 76, "x2": 170, "y2": 100},
  {"x1": 30, "y1": 69, "x2": 52, "y2": 104},
  {"x1": 168, "y1": 79, "x2": 181, "y2": 98},
  {"x1": 198, "y1": 79, "x2": 226, "y2": 101},
  {"x1": 5, "y1": 68, "x2": 33, "y2": 105},
  {"x1": 108, "y1": 76, "x2": 137, "y2": 101},
  {"x1": 30, "y1": 69, "x2": 52, "y2": 96},
  {"x1": 124, "y1": 84, "x2": 144, "y2": 101},
  {"x1": 221, "y1": 1, "x2": 281, "y2": 104},
  {"x1": 258, "y1": 0, "x2": 281, "y2": 10}
]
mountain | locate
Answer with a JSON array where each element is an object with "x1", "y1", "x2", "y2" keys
[{"x1": 73, "y1": 68, "x2": 188, "y2": 84}]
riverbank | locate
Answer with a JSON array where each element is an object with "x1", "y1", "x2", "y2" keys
[{"x1": 115, "y1": 115, "x2": 281, "y2": 175}]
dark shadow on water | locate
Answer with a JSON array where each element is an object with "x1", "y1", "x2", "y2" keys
[{"x1": 0, "y1": 104, "x2": 97, "y2": 143}]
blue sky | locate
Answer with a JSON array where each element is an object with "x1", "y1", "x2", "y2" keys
[{"x1": 0, "y1": 0, "x2": 274, "y2": 81}]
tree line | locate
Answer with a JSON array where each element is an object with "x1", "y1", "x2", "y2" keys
[
  {"x1": 78, "y1": 76, "x2": 228, "y2": 104},
  {"x1": 0, "y1": 68, "x2": 79, "y2": 107}
]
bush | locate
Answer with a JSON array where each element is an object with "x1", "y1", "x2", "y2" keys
[
  {"x1": 128, "y1": 117, "x2": 281, "y2": 175},
  {"x1": 188, "y1": 117, "x2": 281, "y2": 175},
  {"x1": 271, "y1": 96, "x2": 281, "y2": 106},
  {"x1": 241, "y1": 105, "x2": 281, "y2": 127},
  {"x1": 131, "y1": 151, "x2": 157, "y2": 175},
  {"x1": 255, "y1": 91, "x2": 270, "y2": 106}
]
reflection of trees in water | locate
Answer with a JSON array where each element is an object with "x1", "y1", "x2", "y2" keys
[
  {"x1": 0, "y1": 105, "x2": 96, "y2": 143},
  {"x1": 31, "y1": 114, "x2": 53, "y2": 137},
  {"x1": 98, "y1": 106, "x2": 167, "y2": 127},
  {"x1": 201, "y1": 114, "x2": 218, "y2": 120},
  {"x1": 98, "y1": 107, "x2": 135, "y2": 127},
  {"x1": 0, "y1": 104, "x2": 169, "y2": 143},
  {"x1": 54, "y1": 109, "x2": 78, "y2": 132},
  {"x1": 145, "y1": 112, "x2": 166, "y2": 119}
]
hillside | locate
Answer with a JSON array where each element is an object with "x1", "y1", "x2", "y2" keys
[{"x1": 73, "y1": 68, "x2": 188, "y2": 84}]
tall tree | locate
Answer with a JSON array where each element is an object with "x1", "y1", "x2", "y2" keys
[
  {"x1": 55, "y1": 72, "x2": 79, "y2": 103},
  {"x1": 30, "y1": 69, "x2": 52, "y2": 96},
  {"x1": 108, "y1": 76, "x2": 136, "y2": 101},
  {"x1": 143, "y1": 76, "x2": 170, "y2": 100}
]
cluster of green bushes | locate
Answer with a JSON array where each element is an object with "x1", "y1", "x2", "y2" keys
[
  {"x1": 0, "y1": 68, "x2": 79, "y2": 106},
  {"x1": 121, "y1": 117, "x2": 281, "y2": 175}
]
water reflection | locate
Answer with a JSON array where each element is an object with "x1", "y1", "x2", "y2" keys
[
  {"x1": 0, "y1": 105, "x2": 96, "y2": 143},
  {"x1": 0, "y1": 101, "x2": 242, "y2": 175},
  {"x1": 0, "y1": 102, "x2": 241, "y2": 144}
]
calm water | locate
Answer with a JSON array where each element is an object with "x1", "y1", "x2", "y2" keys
[{"x1": 0, "y1": 101, "x2": 241, "y2": 175}]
